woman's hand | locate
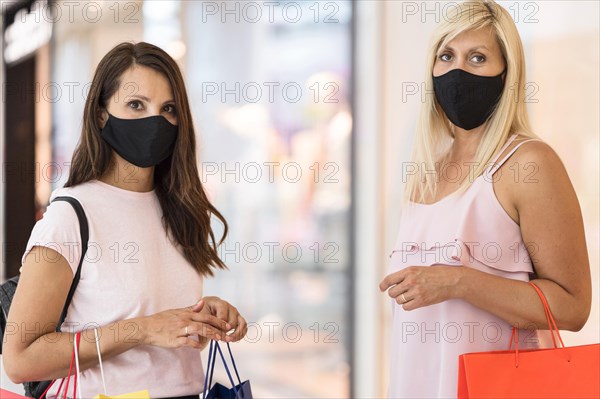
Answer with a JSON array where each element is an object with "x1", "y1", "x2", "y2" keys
[
  {"x1": 379, "y1": 265, "x2": 464, "y2": 311},
  {"x1": 201, "y1": 296, "x2": 248, "y2": 342},
  {"x1": 138, "y1": 300, "x2": 232, "y2": 349}
]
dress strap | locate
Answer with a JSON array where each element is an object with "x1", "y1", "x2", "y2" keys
[
  {"x1": 490, "y1": 134, "x2": 518, "y2": 165},
  {"x1": 486, "y1": 134, "x2": 542, "y2": 176}
]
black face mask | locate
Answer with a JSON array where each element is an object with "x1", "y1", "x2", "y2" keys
[
  {"x1": 100, "y1": 113, "x2": 178, "y2": 168},
  {"x1": 433, "y1": 68, "x2": 506, "y2": 131}
]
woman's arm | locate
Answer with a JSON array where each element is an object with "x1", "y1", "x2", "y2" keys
[
  {"x1": 381, "y1": 141, "x2": 592, "y2": 331},
  {"x1": 459, "y1": 140, "x2": 591, "y2": 331},
  {"x1": 2, "y1": 246, "x2": 230, "y2": 383}
]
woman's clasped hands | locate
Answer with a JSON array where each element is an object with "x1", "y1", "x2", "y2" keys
[{"x1": 138, "y1": 296, "x2": 248, "y2": 349}]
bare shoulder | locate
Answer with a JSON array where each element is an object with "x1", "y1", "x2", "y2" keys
[
  {"x1": 510, "y1": 134, "x2": 561, "y2": 163},
  {"x1": 492, "y1": 134, "x2": 576, "y2": 225},
  {"x1": 504, "y1": 134, "x2": 576, "y2": 210},
  {"x1": 509, "y1": 135, "x2": 569, "y2": 182}
]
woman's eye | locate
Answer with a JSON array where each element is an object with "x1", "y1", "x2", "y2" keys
[
  {"x1": 439, "y1": 53, "x2": 452, "y2": 62},
  {"x1": 128, "y1": 101, "x2": 143, "y2": 110},
  {"x1": 471, "y1": 54, "x2": 486, "y2": 63},
  {"x1": 163, "y1": 104, "x2": 176, "y2": 114}
]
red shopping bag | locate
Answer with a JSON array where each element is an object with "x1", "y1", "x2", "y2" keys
[
  {"x1": 458, "y1": 281, "x2": 600, "y2": 398},
  {"x1": 0, "y1": 389, "x2": 29, "y2": 398}
]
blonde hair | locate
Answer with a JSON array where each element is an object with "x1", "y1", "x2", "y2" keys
[{"x1": 404, "y1": 0, "x2": 540, "y2": 206}]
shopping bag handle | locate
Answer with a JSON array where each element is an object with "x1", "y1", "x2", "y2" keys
[
  {"x1": 203, "y1": 340, "x2": 216, "y2": 398},
  {"x1": 94, "y1": 328, "x2": 108, "y2": 395},
  {"x1": 530, "y1": 282, "x2": 565, "y2": 346},
  {"x1": 202, "y1": 340, "x2": 244, "y2": 398},
  {"x1": 225, "y1": 341, "x2": 243, "y2": 386},
  {"x1": 509, "y1": 281, "x2": 567, "y2": 367},
  {"x1": 67, "y1": 328, "x2": 108, "y2": 397},
  {"x1": 39, "y1": 332, "x2": 80, "y2": 399}
]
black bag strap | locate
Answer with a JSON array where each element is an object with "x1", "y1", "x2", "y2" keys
[{"x1": 51, "y1": 196, "x2": 89, "y2": 332}]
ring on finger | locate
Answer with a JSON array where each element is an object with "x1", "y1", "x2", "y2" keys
[
  {"x1": 185, "y1": 326, "x2": 189, "y2": 336},
  {"x1": 401, "y1": 293, "x2": 408, "y2": 304}
]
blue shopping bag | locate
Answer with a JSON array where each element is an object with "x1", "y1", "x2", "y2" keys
[{"x1": 202, "y1": 340, "x2": 253, "y2": 399}]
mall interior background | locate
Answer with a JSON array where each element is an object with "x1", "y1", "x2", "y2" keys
[{"x1": 1, "y1": 1, "x2": 598, "y2": 397}]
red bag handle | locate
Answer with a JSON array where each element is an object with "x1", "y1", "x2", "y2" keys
[
  {"x1": 527, "y1": 281, "x2": 565, "y2": 349},
  {"x1": 510, "y1": 282, "x2": 567, "y2": 367},
  {"x1": 39, "y1": 332, "x2": 81, "y2": 399}
]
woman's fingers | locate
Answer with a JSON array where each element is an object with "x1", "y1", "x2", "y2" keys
[
  {"x1": 188, "y1": 322, "x2": 225, "y2": 340},
  {"x1": 189, "y1": 299, "x2": 205, "y2": 313},
  {"x1": 203, "y1": 297, "x2": 242, "y2": 330},
  {"x1": 229, "y1": 315, "x2": 248, "y2": 342},
  {"x1": 388, "y1": 282, "x2": 408, "y2": 300},
  {"x1": 189, "y1": 297, "x2": 248, "y2": 342},
  {"x1": 190, "y1": 312, "x2": 231, "y2": 332},
  {"x1": 221, "y1": 305, "x2": 243, "y2": 341},
  {"x1": 145, "y1": 304, "x2": 240, "y2": 350},
  {"x1": 379, "y1": 270, "x2": 406, "y2": 292},
  {"x1": 185, "y1": 315, "x2": 246, "y2": 346},
  {"x1": 226, "y1": 308, "x2": 239, "y2": 332},
  {"x1": 209, "y1": 298, "x2": 231, "y2": 323},
  {"x1": 175, "y1": 336, "x2": 204, "y2": 350}
]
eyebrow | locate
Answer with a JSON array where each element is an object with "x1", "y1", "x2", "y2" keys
[
  {"x1": 440, "y1": 45, "x2": 490, "y2": 53},
  {"x1": 128, "y1": 94, "x2": 175, "y2": 104}
]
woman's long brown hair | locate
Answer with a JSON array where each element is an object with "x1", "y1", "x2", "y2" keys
[{"x1": 65, "y1": 41, "x2": 228, "y2": 276}]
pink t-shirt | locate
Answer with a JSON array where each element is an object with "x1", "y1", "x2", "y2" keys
[{"x1": 21, "y1": 179, "x2": 205, "y2": 398}]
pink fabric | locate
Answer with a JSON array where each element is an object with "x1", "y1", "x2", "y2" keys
[
  {"x1": 21, "y1": 179, "x2": 204, "y2": 398},
  {"x1": 387, "y1": 134, "x2": 552, "y2": 398}
]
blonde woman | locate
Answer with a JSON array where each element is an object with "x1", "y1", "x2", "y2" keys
[{"x1": 379, "y1": 1, "x2": 592, "y2": 397}]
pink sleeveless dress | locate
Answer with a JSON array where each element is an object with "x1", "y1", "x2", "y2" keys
[{"x1": 387, "y1": 134, "x2": 548, "y2": 398}]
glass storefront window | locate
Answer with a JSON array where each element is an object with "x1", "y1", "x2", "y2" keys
[{"x1": 183, "y1": 1, "x2": 353, "y2": 397}]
